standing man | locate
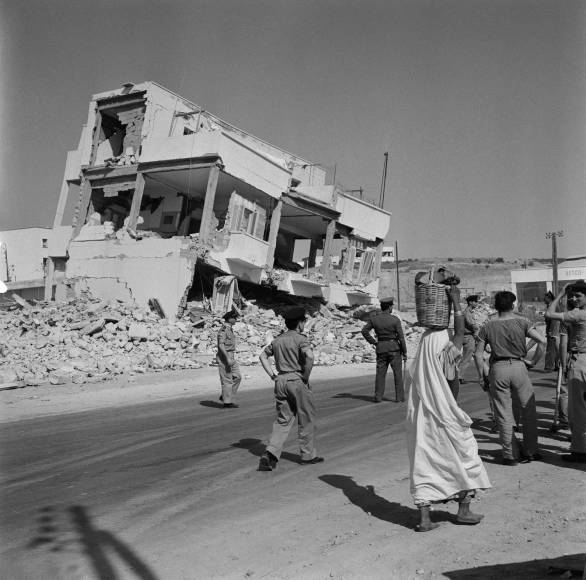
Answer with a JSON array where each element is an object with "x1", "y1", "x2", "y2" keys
[
  {"x1": 544, "y1": 291, "x2": 561, "y2": 371},
  {"x1": 545, "y1": 281, "x2": 586, "y2": 463},
  {"x1": 216, "y1": 308, "x2": 242, "y2": 409},
  {"x1": 459, "y1": 295, "x2": 484, "y2": 383},
  {"x1": 258, "y1": 307, "x2": 323, "y2": 471},
  {"x1": 361, "y1": 296, "x2": 407, "y2": 403}
]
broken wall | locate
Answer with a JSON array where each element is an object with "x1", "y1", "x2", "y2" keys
[{"x1": 67, "y1": 237, "x2": 195, "y2": 319}]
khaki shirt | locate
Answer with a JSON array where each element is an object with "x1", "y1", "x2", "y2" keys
[
  {"x1": 217, "y1": 323, "x2": 236, "y2": 353},
  {"x1": 264, "y1": 330, "x2": 312, "y2": 374}
]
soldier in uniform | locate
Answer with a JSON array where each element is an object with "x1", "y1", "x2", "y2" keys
[
  {"x1": 258, "y1": 306, "x2": 324, "y2": 471},
  {"x1": 216, "y1": 308, "x2": 242, "y2": 409},
  {"x1": 361, "y1": 296, "x2": 408, "y2": 403}
]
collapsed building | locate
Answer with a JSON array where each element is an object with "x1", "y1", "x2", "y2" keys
[{"x1": 46, "y1": 82, "x2": 391, "y2": 319}]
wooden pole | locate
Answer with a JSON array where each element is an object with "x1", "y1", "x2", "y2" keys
[{"x1": 395, "y1": 240, "x2": 401, "y2": 310}]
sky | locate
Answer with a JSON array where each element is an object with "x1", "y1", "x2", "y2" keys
[{"x1": 1, "y1": 0, "x2": 584, "y2": 259}]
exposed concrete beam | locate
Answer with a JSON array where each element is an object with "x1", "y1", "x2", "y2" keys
[
  {"x1": 82, "y1": 164, "x2": 138, "y2": 181},
  {"x1": 199, "y1": 164, "x2": 220, "y2": 243},
  {"x1": 96, "y1": 91, "x2": 147, "y2": 111},
  {"x1": 265, "y1": 199, "x2": 283, "y2": 268},
  {"x1": 320, "y1": 219, "x2": 337, "y2": 277},
  {"x1": 128, "y1": 172, "x2": 146, "y2": 230},
  {"x1": 138, "y1": 156, "x2": 220, "y2": 174}
]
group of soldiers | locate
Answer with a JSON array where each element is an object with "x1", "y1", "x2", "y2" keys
[{"x1": 214, "y1": 279, "x2": 586, "y2": 475}]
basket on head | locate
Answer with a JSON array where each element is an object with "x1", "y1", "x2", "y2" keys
[{"x1": 414, "y1": 265, "x2": 455, "y2": 329}]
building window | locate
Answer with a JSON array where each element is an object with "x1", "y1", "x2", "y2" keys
[{"x1": 42, "y1": 238, "x2": 48, "y2": 248}]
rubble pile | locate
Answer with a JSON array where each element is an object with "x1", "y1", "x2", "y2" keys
[{"x1": 0, "y1": 293, "x2": 425, "y2": 388}]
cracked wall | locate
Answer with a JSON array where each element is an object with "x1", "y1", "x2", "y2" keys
[{"x1": 67, "y1": 238, "x2": 195, "y2": 319}]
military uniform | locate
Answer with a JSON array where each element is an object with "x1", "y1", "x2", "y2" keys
[
  {"x1": 362, "y1": 300, "x2": 407, "y2": 402},
  {"x1": 259, "y1": 307, "x2": 323, "y2": 470},
  {"x1": 217, "y1": 317, "x2": 242, "y2": 406}
]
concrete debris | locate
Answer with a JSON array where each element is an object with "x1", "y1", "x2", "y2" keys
[{"x1": 0, "y1": 292, "x2": 425, "y2": 388}]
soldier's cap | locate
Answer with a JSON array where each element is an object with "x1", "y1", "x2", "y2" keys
[
  {"x1": 223, "y1": 308, "x2": 240, "y2": 320},
  {"x1": 281, "y1": 306, "x2": 307, "y2": 321},
  {"x1": 380, "y1": 296, "x2": 394, "y2": 305}
]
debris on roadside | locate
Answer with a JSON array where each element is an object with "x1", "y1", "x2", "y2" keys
[{"x1": 0, "y1": 292, "x2": 424, "y2": 388}]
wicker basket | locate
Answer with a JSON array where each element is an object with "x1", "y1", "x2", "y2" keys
[{"x1": 415, "y1": 266, "x2": 452, "y2": 329}]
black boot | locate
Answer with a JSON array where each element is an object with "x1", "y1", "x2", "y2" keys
[{"x1": 258, "y1": 452, "x2": 278, "y2": 471}]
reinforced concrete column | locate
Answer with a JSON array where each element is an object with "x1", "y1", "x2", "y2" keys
[
  {"x1": 265, "y1": 198, "x2": 283, "y2": 268},
  {"x1": 128, "y1": 172, "x2": 146, "y2": 230},
  {"x1": 374, "y1": 238, "x2": 384, "y2": 278},
  {"x1": 320, "y1": 219, "x2": 336, "y2": 277},
  {"x1": 199, "y1": 164, "x2": 221, "y2": 244},
  {"x1": 72, "y1": 177, "x2": 92, "y2": 237},
  {"x1": 308, "y1": 240, "x2": 318, "y2": 268}
]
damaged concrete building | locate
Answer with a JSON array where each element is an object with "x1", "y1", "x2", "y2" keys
[{"x1": 47, "y1": 82, "x2": 391, "y2": 319}]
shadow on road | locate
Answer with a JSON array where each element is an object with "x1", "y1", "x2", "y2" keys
[
  {"x1": 319, "y1": 474, "x2": 452, "y2": 530},
  {"x1": 199, "y1": 400, "x2": 225, "y2": 409},
  {"x1": 442, "y1": 552, "x2": 585, "y2": 580},
  {"x1": 332, "y1": 393, "x2": 393, "y2": 403},
  {"x1": 231, "y1": 438, "x2": 303, "y2": 464},
  {"x1": 28, "y1": 505, "x2": 159, "y2": 580}
]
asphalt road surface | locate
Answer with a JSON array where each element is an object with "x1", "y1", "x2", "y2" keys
[{"x1": 0, "y1": 367, "x2": 566, "y2": 579}]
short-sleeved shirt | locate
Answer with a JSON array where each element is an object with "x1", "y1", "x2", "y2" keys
[
  {"x1": 263, "y1": 330, "x2": 312, "y2": 373},
  {"x1": 478, "y1": 316, "x2": 532, "y2": 363},
  {"x1": 217, "y1": 323, "x2": 236, "y2": 353},
  {"x1": 361, "y1": 311, "x2": 407, "y2": 354},
  {"x1": 562, "y1": 309, "x2": 586, "y2": 352}
]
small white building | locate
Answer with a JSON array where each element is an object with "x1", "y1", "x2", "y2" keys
[
  {"x1": 0, "y1": 228, "x2": 51, "y2": 300},
  {"x1": 381, "y1": 246, "x2": 395, "y2": 263},
  {"x1": 510, "y1": 255, "x2": 586, "y2": 303}
]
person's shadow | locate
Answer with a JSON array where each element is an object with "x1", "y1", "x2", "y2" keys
[
  {"x1": 332, "y1": 393, "x2": 392, "y2": 403},
  {"x1": 319, "y1": 474, "x2": 452, "y2": 530},
  {"x1": 199, "y1": 400, "x2": 224, "y2": 409},
  {"x1": 231, "y1": 438, "x2": 303, "y2": 464}
]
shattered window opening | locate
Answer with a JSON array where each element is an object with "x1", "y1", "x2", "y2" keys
[
  {"x1": 94, "y1": 98, "x2": 146, "y2": 166},
  {"x1": 87, "y1": 188, "x2": 133, "y2": 231}
]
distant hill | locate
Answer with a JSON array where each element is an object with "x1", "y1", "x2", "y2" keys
[{"x1": 380, "y1": 258, "x2": 519, "y2": 310}]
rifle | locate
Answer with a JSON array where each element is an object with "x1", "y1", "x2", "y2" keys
[{"x1": 549, "y1": 366, "x2": 563, "y2": 433}]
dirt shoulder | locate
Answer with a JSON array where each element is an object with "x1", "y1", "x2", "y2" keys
[{"x1": 0, "y1": 362, "x2": 373, "y2": 424}]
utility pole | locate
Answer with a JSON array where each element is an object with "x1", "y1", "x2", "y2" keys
[
  {"x1": 395, "y1": 240, "x2": 401, "y2": 310},
  {"x1": 379, "y1": 152, "x2": 389, "y2": 208},
  {"x1": 545, "y1": 230, "x2": 564, "y2": 294}
]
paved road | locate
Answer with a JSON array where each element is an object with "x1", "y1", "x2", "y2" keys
[{"x1": 0, "y1": 368, "x2": 560, "y2": 579}]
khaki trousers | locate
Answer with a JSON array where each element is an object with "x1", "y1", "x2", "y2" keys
[
  {"x1": 266, "y1": 374, "x2": 317, "y2": 461},
  {"x1": 217, "y1": 355, "x2": 241, "y2": 404},
  {"x1": 568, "y1": 353, "x2": 586, "y2": 454},
  {"x1": 489, "y1": 360, "x2": 538, "y2": 460}
]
